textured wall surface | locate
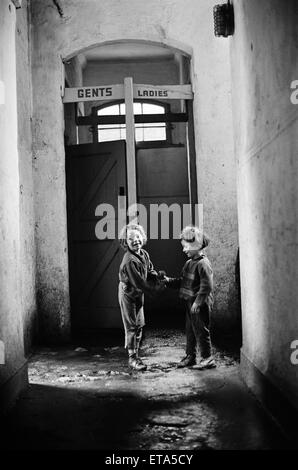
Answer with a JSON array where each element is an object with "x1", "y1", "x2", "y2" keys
[
  {"x1": 30, "y1": 0, "x2": 238, "y2": 338},
  {"x1": 230, "y1": 0, "x2": 298, "y2": 408},
  {"x1": 0, "y1": 0, "x2": 27, "y2": 407},
  {"x1": 16, "y1": 0, "x2": 37, "y2": 354}
]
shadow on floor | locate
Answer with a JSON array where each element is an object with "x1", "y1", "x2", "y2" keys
[{"x1": 0, "y1": 329, "x2": 295, "y2": 451}]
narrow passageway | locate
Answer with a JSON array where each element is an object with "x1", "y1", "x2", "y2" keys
[
  {"x1": 1, "y1": 2, "x2": 298, "y2": 456},
  {"x1": 1, "y1": 329, "x2": 291, "y2": 451}
]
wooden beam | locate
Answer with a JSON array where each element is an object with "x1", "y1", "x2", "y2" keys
[
  {"x1": 124, "y1": 78, "x2": 137, "y2": 209},
  {"x1": 75, "y1": 113, "x2": 188, "y2": 126}
]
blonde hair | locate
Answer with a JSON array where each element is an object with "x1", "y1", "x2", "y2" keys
[
  {"x1": 119, "y1": 223, "x2": 147, "y2": 250},
  {"x1": 180, "y1": 225, "x2": 210, "y2": 249}
]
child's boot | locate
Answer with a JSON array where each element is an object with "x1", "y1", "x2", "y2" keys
[
  {"x1": 136, "y1": 348, "x2": 147, "y2": 370},
  {"x1": 128, "y1": 353, "x2": 147, "y2": 371},
  {"x1": 177, "y1": 354, "x2": 196, "y2": 368},
  {"x1": 195, "y1": 356, "x2": 216, "y2": 370}
]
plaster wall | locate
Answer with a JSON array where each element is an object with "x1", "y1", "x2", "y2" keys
[
  {"x1": 16, "y1": 0, "x2": 37, "y2": 354},
  {"x1": 84, "y1": 58, "x2": 179, "y2": 87},
  {"x1": 30, "y1": 0, "x2": 238, "y2": 338},
  {"x1": 0, "y1": 0, "x2": 27, "y2": 406},
  {"x1": 230, "y1": 0, "x2": 298, "y2": 407}
]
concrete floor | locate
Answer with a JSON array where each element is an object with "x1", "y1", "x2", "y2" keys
[{"x1": 1, "y1": 328, "x2": 293, "y2": 451}]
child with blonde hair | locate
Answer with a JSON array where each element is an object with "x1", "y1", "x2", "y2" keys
[
  {"x1": 165, "y1": 226, "x2": 215, "y2": 369},
  {"x1": 118, "y1": 223, "x2": 164, "y2": 371}
]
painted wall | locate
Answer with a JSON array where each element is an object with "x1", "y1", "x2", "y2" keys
[
  {"x1": 30, "y1": 0, "x2": 238, "y2": 338},
  {"x1": 16, "y1": 0, "x2": 37, "y2": 354},
  {"x1": 230, "y1": 0, "x2": 298, "y2": 410},
  {"x1": 31, "y1": 1, "x2": 71, "y2": 343},
  {"x1": 84, "y1": 59, "x2": 179, "y2": 87},
  {"x1": 0, "y1": 0, "x2": 27, "y2": 411}
]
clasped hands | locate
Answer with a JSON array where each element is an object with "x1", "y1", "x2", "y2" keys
[
  {"x1": 153, "y1": 270, "x2": 168, "y2": 292},
  {"x1": 152, "y1": 272, "x2": 201, "y2": 312}
]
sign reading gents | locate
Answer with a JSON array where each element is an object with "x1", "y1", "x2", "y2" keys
[
  {"x1": 77, "y1": 87, "x2": 113, "y2": 98},
  {"x1": 63, "y1": 83, "x2": 193, "y2": 103}
]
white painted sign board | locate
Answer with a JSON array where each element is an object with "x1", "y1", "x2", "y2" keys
[
  {"x1": 63, "y1": 84, "x2": 193, "y2": 103},
  {"x1": 63, "y1": 85, "x2": 124, "y2": 103},
  {"x1": 134, "y1": 84, "x2": 193, "y2": 100}
]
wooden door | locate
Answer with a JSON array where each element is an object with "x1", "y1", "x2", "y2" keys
[
  {"x1": 66, "y1": 141, "x2": 126, "y2": 331},
  {"x1": 136, "y1": 146, "x2": 190, "y2": 324}
]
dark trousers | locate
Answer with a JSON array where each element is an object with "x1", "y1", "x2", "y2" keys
[
  {"x1": 185, "y1": 300, "x2": 212, "y2": 359},
  {"x1": 118, "y1": 283, "x2": 145, "y2": 353}
]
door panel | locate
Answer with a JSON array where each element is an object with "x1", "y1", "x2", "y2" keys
[
  {"x1": 136, "y1": 146, "x2": 190, "y2": 323},
  {"x1": 66, "y1": 141, "x2": 126, "y2": 330}
]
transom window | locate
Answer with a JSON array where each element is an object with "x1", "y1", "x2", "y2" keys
[{"x1": 96, "y1": 101, "x2": 167, "y2": 142}]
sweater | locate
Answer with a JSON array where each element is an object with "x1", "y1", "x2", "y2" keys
[
  {"x1": 119, "y1": 248, "x2": 158, "y2": 300},
  {"x1": 167, "y1": 253, "x2": 214, "y2": 309}
]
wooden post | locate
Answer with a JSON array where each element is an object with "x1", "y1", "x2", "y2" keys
[
  {"x1": 177, "y1": 53, "x2": 186, "y2": 113},
  {"x1": 186, "y1": 100, "x2": 198, "y2": 224},
  {"x1": 124, "y1": 77, "x2": 137, "y2": 213}
]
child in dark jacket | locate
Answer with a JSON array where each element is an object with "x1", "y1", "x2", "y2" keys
[
  {"x1": 164, "y1": 226, "x2": 215, "y2": 369},
  {"x1": 118, "y1": 223, "x2": 164, "y2": 371}
]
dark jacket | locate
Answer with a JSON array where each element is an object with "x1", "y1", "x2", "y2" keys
[{"x1": 119, "y1": 249, "x2": 158, "y2": 300}]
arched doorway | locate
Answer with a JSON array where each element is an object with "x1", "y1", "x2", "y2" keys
[{"x1": 63, "y1": 41, "x2": 197, "y2": 337}]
